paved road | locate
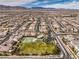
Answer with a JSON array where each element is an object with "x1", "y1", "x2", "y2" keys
[{"x1": 46, "y1": 17, "x2": 72, "y2": 59}]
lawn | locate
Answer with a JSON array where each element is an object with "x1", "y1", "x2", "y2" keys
[{"x1": 18, "y1": 37, "x2": 59, "y2": 55}]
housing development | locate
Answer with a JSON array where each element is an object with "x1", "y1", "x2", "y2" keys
[{"x1": 0, "y1": 6, "x2": 79, "y2": 59}]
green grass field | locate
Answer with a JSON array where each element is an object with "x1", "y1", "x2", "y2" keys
[{"x1": 18, "y1": 37, "x2": 59, "y2": 55}]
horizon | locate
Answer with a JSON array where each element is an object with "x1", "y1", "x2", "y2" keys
[{"x1": 0, "y1": 0, "x2": 79, "y2": 9}]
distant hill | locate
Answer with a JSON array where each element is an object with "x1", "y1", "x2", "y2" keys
[
  {"x1": 31, "y1": 7, "x2": 54, "y2": 9},
  {"x1": 30, "y1": 7, "x2": 79, "y2": 11},
  {"x1": 0, "y1": 5, "x2": 27, "y2": 10},
  {"x1": 31, "y1": 7, "x2": 44, "y2": 9},
  {"x1": 0, "y1": 5, "x2": 79, "y2": 12}
]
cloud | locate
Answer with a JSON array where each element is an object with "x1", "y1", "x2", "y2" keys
[
  {"x1": 0, "y1": 0, "x2": 79, "y2": 9},
  {"x1": 43, "y1": 1, "x2": 79, "y2": 9},
  {"x1": 0, "y1": 0, "x2": 36, "y2": 6},
  {"x1": 23, "y1": 0, "x2": 68, "y2": 7}
]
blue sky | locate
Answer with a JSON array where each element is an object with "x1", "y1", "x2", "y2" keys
[{"x1": 0, "y1": 0, "x2": 79, "y2": 9}]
